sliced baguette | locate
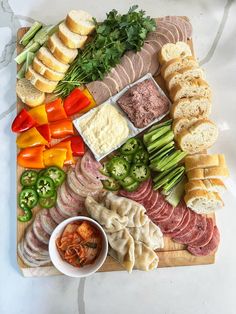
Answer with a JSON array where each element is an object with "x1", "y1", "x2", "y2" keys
[
  {"x1": 58, "y1": 22, "x2": 87, "y2": 49},
  {"x1": 177, "y1": 119, "x2": 218, "y2": 154},
  {"x1": 32, "y1": 57, "x2": 65, "y2": 81},
  {"x1": 172, "y1": 117, "x2": 198, "y2": 137},
  {"x1": 185, "y1": 179, "x2": 226, "y2": 194},
  {"x1": 47, "y1": 33, "x2": 78, "y2": 64},
  {"x1": 170, "y1": 97, "x2": 211, "y2": 119},
  {"x1": 161, "y1": 56, "x2": 198, "y2": 80},
  {"x1": 159, "y1": 41, "x2": 192, "y2": 65},
  {"x1": 66, "y1": 10, "x2": 95, "y2": 35},
  {"x1": 185, "y1": 154, "x2": 226, "y2": 171},
  {"x1": 170, "y1": 78, "x2": 211, "y2": 102},
  {"x1": 16, "y1": 78, "x2": 45, "y2": 107},
  {"x1": 166, "y1": 66, "x2": 205, "y2": 90},
  {"x1": 187, "y1": 166, "x2": 230, "y2": 181},
  {"x1": 37, "y1": 47, "x2": 69, "y2": 73},
  {"x1": 25, "y1": 66, "x2": 58, "y2": 93},
  {"x1": 184, "y1": 190, "x2": 224, "y2": 214}
]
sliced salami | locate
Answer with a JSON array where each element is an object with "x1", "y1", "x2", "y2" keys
[
  {"x1": 119, "y1": 178, "x2": 151, "y2": 200},
  {"x1": 167, "y1": 209, "x2": 190, "y2": 237},
  {"x1": 39, "y1": 208, "x2": 57, "y2": 235},
  {"x1": 158, "y1": 202, "x2": 185, "y2": 233},
  {"x1": 144, "y1": 191, "x2": 159, "y2": 211},
  {"x1": 172, "y1": 210, "x2": 197, "y2": 239},
  {"x1": 188, "y1": 218, "x2": 214, "y2": 247},
  {"x1": 155, "y1": 202, "x2": 175, "y2": 222}
]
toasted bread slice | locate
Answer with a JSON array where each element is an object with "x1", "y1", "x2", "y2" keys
[
  {"x1": 170, "y1": 97, "x2": 211, "y2": 119},
  {"x1": 172, "y1": 117, "x2": 198, "y2": 137},
  {"x1": 37, "y1": 47, "x2": 69, "y2": 73},
  {"x1": 16, "y1": 78, "x2": 45, "y2": 107},
  {"x1": 58, "y1": 22, "x2": 87, "y2": 49},
  {"x1": 185, "y1": 154, "x2": 226, "y2": 171},
  {"x1": 66, "y1": 10, "x2": 95, "y2": 35},
  {"x1": 25, "y1": 66, "x2": 58, "y2": 93},
  {"x1": 185, "y1": 179, "x2": 226, "y2": 194},
  {"x1": 186, "y1": 166, "x2": 229, "y2": 181},
  {"x1": 47, "y1": 33, "x2": 78, "y2": 64},
  {"x1": 159, "y1": 41, "x2": 192, "y2": 65},
  {"x1": 32, "y1": 57, "x2": 65, "y2": 81},
  {"x1": 161, "y1": 56, "x2": 198, "y2": 80}
]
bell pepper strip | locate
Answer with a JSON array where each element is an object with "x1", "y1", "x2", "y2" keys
[
  {"x1": 11, "y1": 108, "x2": 37, "y2": 133},
  {"x1": 45, "y1": 98, "x2": 67, "y2": 122},
  {"x1": 63, "y1": 88, "x2": 91, "y2": 116},
  {"x1": 53, "y1": 141, "x2": 74, "y2": 165},
  {"x1": 36, "y1": 124, "x2": 51, "y2": 143},
  {"x1": 16, "y1": 127, "x2": 48, "y2": 148},
  {"x1": 49, "y1": 119, "x2": 74, "y2": 139},
  {"x1": 79, "y1": 88, "x2": 97, "y2": 113},
  {"x1": 61, "y1": 135, "x2": 85, "y2": 157},
  {"x1": 17, "y1": 145, "x2": 45, "y2": 169},
  {"x1": 43, "y1": 147, "x2": 67, "y2": 168},
  {"x1": 28, "y1": 104, "x2": 48, "y2": 125}
]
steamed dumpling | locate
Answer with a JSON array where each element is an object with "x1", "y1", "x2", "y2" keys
[
  {"x1": 108, "y1": 229, "x2": 135, "y2": 273},
  {"x1": 85, "y1": 195, "x2": 128, "y2": 232},
  {"x1": 134, "y1": 241, "x2": 159, "y2": 271}
]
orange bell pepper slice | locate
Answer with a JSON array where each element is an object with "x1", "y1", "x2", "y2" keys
[
  {"x1": 16, "y1": 127, "x2": 48, "y2": 148},
  {"x1": 46, "y1": 98, "x2": 67, "y2": 122},
  {"x1": 28, "y1": 104, "x2": 48, "y2": 125},
  {"x1": 53, "y1": 141, "x2": 75, "y2": 165},
  {"x1": 49, "y1": 119, "x2": 74, "y2": 139},
  {"x1": 17, "y1": 145, "x2": 45, "y2": 169},
  {"x1": 43, "y1": 148, "x2": 67, "y2": 168}
]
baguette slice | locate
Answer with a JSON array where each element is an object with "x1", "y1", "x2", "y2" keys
[
  {"x1": 32, "y1": 57, "x2": 65, "y2": 81},
  {"x1": 172, "y1": 117, "x2": 198, "y2": 137},
  {"x1": 170, "y1": 97, "x2": 211, "y2": 119},
  {"x1": 37, "y1": 47, "x2": 69, "y2": 73},
  {"x1": 170, "y1": 78, "x2": 211, "y2": 102},
  {"x1": 25, "y1": 66, "x2": 58, "y2": 93},
  {"x1": 16, "y1": 78, "x2": 45, "y2": 107},
  {"x1": 166, "y1": 66, "x2": 204, "y2": 90},
  {"x1": 47, "y1": 33, "x2": 78, "y2": 64},
  {"x1": 66, "y1": 10, "x2": 95, "y2": 35},
  {"x1": 58, "y1": 22, "x2": 87, "y2": 49},
  {"x1": 185, "y1": 154, "x2": 226, "y2": 171},
  {"x1": 159, "y1": 41, "x2": 192, "y2": 65},
  {"x1": 161, "y1": 56, "x2": 198, "y2": 80},
  {"x1": 184, "y1": 190, "x2": 224, "y2": 214},
  {"x1": 177, "y1": 119, "x2": 218, "y2": 154},
  {"x1": 187, "y1": 166, "x2": 230, "y2": 181},
  {"x1": 185, "y1": 179, "x2": 226, "y2": 194}
]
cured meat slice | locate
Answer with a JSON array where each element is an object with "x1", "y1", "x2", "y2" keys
[
  {"x1": 67, "y1": 168, "x2": 92, "y2": 198},
  {"x1": 187, "y1": 226, "x2": 220, "y2": 256},
  {"x1": 157, "y1": 202, "x2": 185, "y2": 233},
  {"x1": 25, "y1": 226, "x2": 49, "y2": 255},
  {"x1": 18, "y1": 241, "x2": 50, "y2": 267},
  {"x1": 32, "y1": 213, "x2": 50, "y2": 245},
  {"x1": 147, "y1": 191, "x2": 160, "y2": 211},
  {"x1": 156, "y1": 24, "x2": 175, "y2": 42},
  {"x1": 157, "y1": 20, "x2": 179, "y2": 42},
  {"x1": 167, "y1": 209, "x2": 190, "y2": 237},
  {"x1": 109, "y1": 68, "x2": 123, "y2": 91},
  {"x1": 56, "y1": 190, "x2": 80, "y2": 217},
  {"x1": 179, "y1": 17, "x2": 192, "y2": 38},
  {"x1": 155, "y1": 202, "x2": 175, "y2": 222},
  {"x1": 39, "y1": 208, "x2": 57, "y2": 235},
  {"x1": 121, "y1": 54, "x2": 136, "y2": 82},
  {"x1": 116, "y1": 64, "x2": 131, "y2": 86},
  {"x1": 86, "y1": 80, "x2": 112, "y2": 105},
  {"x1": 163, "y1": 16, "x2": 187, "y2": 41},
  {"x1": 49, "y1": 206, "x2": 66, "y2": 224},
  {"x1": 119, "y1": 178, "x2": 151, "y2": 200},
  {"x1": 103, "y1": 75, "x2": 119, "y2": 94},
  {"x1": 75, "y1": 160, "x2": 102, "y2": 191},
  {"x1": 137, "y1": 47, "x2": 151, "y2": 77},
  {"x1": 65, "y1": 180, "x2": 86, "y2": 202},
  {"x1": 147, "y1": 193, "x2": 166, "y2": 216},
  {"x1": 146, "y1": 31, "x2": 170, "y2": 46},
  {"x1": 80, "y1": 151, "x2": 106, "y2": 182},
  {"x1": 144, "y1": 42, "x2": 160, "y2": 76},
  {"x1": 173, "y1": 214, "x2": 207, "y2": 244},
  {"x1": 126, "y1": 50, "x2": 143, "y2": 81},
  {"x1": 23, "y1": 240, "x2": 50, "y2": 261},
  {"x1": 59, "y1": 182, "x2": 81, "y2": 208},
  {"x1": 188, "y1": 218, "x2": 214, "y2": 247},
  {"x1": 173, "y1": 210, "x2": 197, "y2": 238}
]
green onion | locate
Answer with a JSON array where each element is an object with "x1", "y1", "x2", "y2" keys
[{"x1": 19, "y1": 21, "x2": 42, "y2": 46}]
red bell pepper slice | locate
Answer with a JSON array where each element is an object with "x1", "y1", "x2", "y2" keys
[
  {"x1": 64, "y1": 88, "x2": 91, "y2": 116},
  {"x1": 45, "y1": 98, "x2": 67, "y2": 122},
  {"x1": 36, "y1": 124, "x2": 51, "y2": 143},
  {"x1": 11, "y1": 108, "x2": 37, "y2": 133},
  {"x1": 62, "y1": 135, "x2": 85, "y2": 157},
  {"x1": 17, "y1": 145, "x2": 45, "y2": 169},
  {"x1": 49, "y1": 119, "x2": 74, "y2": 139}
]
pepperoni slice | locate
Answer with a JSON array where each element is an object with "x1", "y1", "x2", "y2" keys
[
  {"x1": 158, "y1": 202, "x2": 185, "y2": 233},
  {"x1": 188, "y1": 218, "x2": 214, "y2": 247},
  {"x1": 167, "y1": 209, "x2": 190, "y2": 237}
]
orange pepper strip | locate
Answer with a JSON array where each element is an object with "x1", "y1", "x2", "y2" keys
[
  {"x1": 43, "y1": 148, "x2": 67, "y2": 168},
  {"x1": 53, "y1": 141, "x2": 75, "y2": 165},
  {"x1": 49, "y1": 119, "x2": 74, "y2": 139},
  {"x1": 45, "y1": 98, "x2": 67, "y2": 122},
  {"x1": 16, "y1": 127, "x2": 48, "y2": 148},
  {"x1": 17, "y1": 145, "x2": 45, "y2": 169},
  {"x1": 28, "y1": 105, "x2": 48, "y2": 125}
]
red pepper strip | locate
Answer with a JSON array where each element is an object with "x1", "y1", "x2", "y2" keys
[
  {"x1": 53, "y1": 141, "x2": 75, "y2": 165},
  {"x1": 11, "y1": 108, "x2": 37, "y2": 133},
  {"x1": 49, "y1": 119, "x2": 74, "y2": 139},
  {"x1": 45, "y1": 98, "x2": 67, "y2": 122},
  {"x1": 36, "y1": 124, "x2": 51, "y2": 143},
  {"x1": 62, "y1": 135, "x2": 85, "y2": 157},
  {"x1": 17, "y1": 145, "x2": 45, "y2": 169},
  {"x1": 64, "y1": 88, "x2": 91, "y2": 116}
]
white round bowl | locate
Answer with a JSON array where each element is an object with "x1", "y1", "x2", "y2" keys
[{"x1": 49, "y1": 216, "x2": 108, "y2": 277}]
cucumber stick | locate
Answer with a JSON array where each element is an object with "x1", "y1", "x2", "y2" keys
[
  {"x1": 147, "y1": 130, "x2": 174, "y2": 153},
  {"x1": 153, "y1": 166, "x2": 184, "y2": 190},
  {"x1": 151, "y1": 151, "x2": 187, "y2": 172},
  {"x1": 143, "y1": 125, "x2": 171, "y2": 145},
  {"x1": 165, "y1": 176, "x2": 186, "y2": 207},
  {"x1": 162, "y1": 170, "x2": 185, "y2": 193},
  {"x1": 148, "y1": 119, "x2": 172, "y2": 133},
  {"x1": 149, "y1": 141, "x2": 175, "y2": 160},
  {"x1": 19, "y1": 21, "x2": 42, "y2": 46}
]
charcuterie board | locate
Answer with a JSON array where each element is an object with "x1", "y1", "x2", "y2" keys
[{"x1": 16, "y1": 23, "x2": 216, "y2": 277}]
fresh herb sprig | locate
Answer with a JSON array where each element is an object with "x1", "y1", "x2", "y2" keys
[{"x1": 55, "y1": 6, "x2": 156, "y2": 97}]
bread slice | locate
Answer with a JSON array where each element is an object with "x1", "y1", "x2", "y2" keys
[
  {"x1": 37, "y1": 47, "x2": 69, "y2": 73},
  {"x1": 47, "y1": 33, "x2": 78, "y2": 64},
  {"x1": 185, "y1": 154, "x2": 226, "y2": 171},
  {"x1": 166, "y1": 66, "x2": 204, "y2": 90},
  {"x1": 184, "y1": 190, "x2": 224, "y2": 214},
  {"x1": 16, "y1": 78, "x2": 45, "y2": 107},
  {"x1": 170, "y1": 97, "x2": 211, "y2": 119},
  {"x1": 187, "y1": 166, "x2": 230, "y2": 181},
  {"x1": 159, "y1": 41, "x2": 192, "y2": 65},
  {"x1": 185, "y1": 179, "x2": 226, "y2": 194},
  {"x1": 32, "y1": 57, "x2": 65, "y2": 81},
  {"x1": 161, "y1": 56, "x2": 198, "y2": 80},
  {"x1": 58, "y1": 22, "x2": 88, "y2": 49},
  {"x1": 172, "y1": 117, "x2": 198, "y2": 137},
  {"x1": 177, "y1": 119, "x2": 218, "y2": 154},
  {"x1": 66, "y1": 10, "x2": 95, "y2": 35},
  {"x1": 25, "y1": 66, "x2": 58, "y2": 93}
]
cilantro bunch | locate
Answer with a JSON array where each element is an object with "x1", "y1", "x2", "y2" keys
[{"x1": 55, "y1": 6, "x2": 156, "y2": 97}]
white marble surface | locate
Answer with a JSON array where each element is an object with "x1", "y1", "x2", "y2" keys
[{"x1": 0, "y1": 0, "x2": 236, "y2": 313}]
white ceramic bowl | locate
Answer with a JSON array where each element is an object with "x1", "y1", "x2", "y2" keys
[{"x1": 49, "y1": 216, "x2": 108, "y2": 277}]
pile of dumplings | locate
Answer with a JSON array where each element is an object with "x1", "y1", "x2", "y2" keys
[{"x1": 85, "y1": 192, "x2": 164, "y2": 273}]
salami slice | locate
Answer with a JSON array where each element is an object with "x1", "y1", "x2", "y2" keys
[
  {"x1": 119, "y1": 178, "x2": 151, "y2": 200},
  {"x1": 145, "y1": 191, "x2": 159, "y2": 211},
  {"x1": 173, "y1": 210, "x2": 197, "y2": 238},
  {"x1": 155, "y1": 202, "x2": 175, "y2": 222},
  {"x1": 39, "y1": 208, "x2": 57, "y2": 235},
  {"x1": 158, "y1": 202, "x2": 185, "y2": 233},
  {"x1": 167, "y1": 209, "x2": 190, "y2": 237},
  {"x1": 188, "y1": 218, "x2": 214, "y2": 247},
  {"x1": 32, "y1": 213, "x2": 50, "y2": 245},
  {"x1": 187, "y1": 226, "x2": 220, "y2": 256}
]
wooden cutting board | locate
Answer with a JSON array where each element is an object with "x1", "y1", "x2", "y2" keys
[{"x1": 16, "y1": 25, "x2": 216, "y2": 277}]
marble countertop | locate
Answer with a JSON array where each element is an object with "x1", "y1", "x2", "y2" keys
[{"x1": 1, "y1": 0, "x2": 236, "y2": 313}]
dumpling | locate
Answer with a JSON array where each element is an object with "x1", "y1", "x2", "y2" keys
[
  {"x1": 128, "y1": 221, "x2": 164, "y2": 250},
  {"x1": 101, "y1": 192, "x2": 149, "y2": 227},
  {"x1": 134, "y1": 241, "x2": 159, "y2": 271},
  {"x1": 108, "y1": 228, "x2": 135, "y2": 273},
  {"x1": 85, "y1": 196, "x2": 128, "y2": 233}
]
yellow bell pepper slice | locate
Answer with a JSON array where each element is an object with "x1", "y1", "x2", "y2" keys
[
  {"x1": 28, "y1": 104, "x2": 48, "y2": 125},
  {"x1": 79, "y1": 88, "x2": 97, "y2": 113},
  {"x1": 43, "y1": 148, "x2": 67, "y2": 168},
  {"x1": 53, "y1": 141, "x2": 75, "y2": 165},
  {"x1": 17, "y1": 127, "x2": 48, "y2": 148}
]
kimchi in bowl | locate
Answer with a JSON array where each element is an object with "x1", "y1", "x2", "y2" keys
[{"x1": 49, "y1": 216, "x2": 108, "y2": 277}]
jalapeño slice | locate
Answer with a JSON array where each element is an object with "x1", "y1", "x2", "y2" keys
[
  {"x1": 36, "y1": 176, "x2": 55, "y2": 198},
  {"x1": 99, "y1": 162, "x2": 110, "y2": 177},
  {"x1": 120, "y1": 138, "x2": 140, "y2": 155},
  {"x1": 119, "y1": 176, "x2": 136, "y2": 188},
  {"x1": 124, "y1": 181, "x2": 140, "y2": 192},
  {"x1": 43, "y1": 166, "x2": 66, "y2": 187},
  {"x1": 102, "y1": 177, "x2": 120, "y2": 191},
  {"x1": 130, "y1": 164, "x2": 150, "y2": 182},
  {"x1": 17, "y1": 209, "x2": 33, "y2": 222},
  {"x1": 18, "y1": 188, "x2": 38, "y2": 210},
  {"x1": 133, "y1": 149, "x2": 149, "y2": 165},
  {"x1": 107, "y1": 157, "x2": 130, "y2": 180},
  {"x1": 20, "y1": 170, "x2": 38, "y2": 187},
  {"x1": 39, "y1": 191, "x2": 57, "y2": 208}
]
